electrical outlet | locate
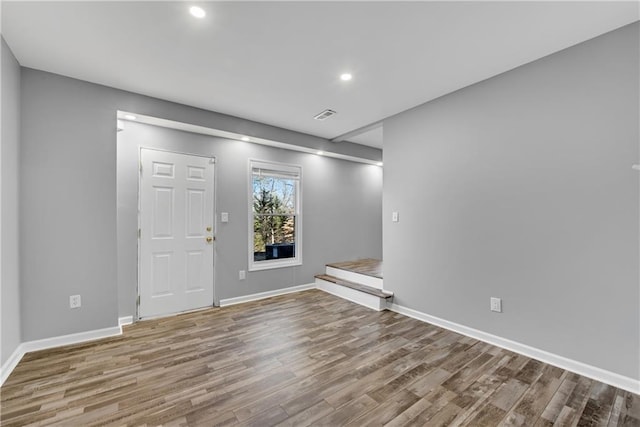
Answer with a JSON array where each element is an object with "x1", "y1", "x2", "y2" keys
[
  {"x1": 239, "y1": 270, "x2": 246, "y2": 280},
  {"x1": 70, "y1": 295, "x2": 82, "y2": 309},
  {"x1": 490, "y1": 297, "x2": 502, "y2": 313}
]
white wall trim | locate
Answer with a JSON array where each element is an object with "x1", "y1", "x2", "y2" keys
[
  {"x1": 0, "y1": 344, "x2": 25, "y2": 386},
  {"x1": 0, "y1": 326, "x2": 122, "y2": 387},
  {"x1": 219, "y1": 283, "x2": 315, "y2": 307},
  {"x1": 388, "y1": 302, "x2": 640, "y2": 394},
  {"x1": 118, "y1": 316, "x2": 134, "y2": 327},
  {"x1": 20, "y1": 326, "x2": 122, "y2": 354}
]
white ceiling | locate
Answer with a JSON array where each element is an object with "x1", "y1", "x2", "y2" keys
[{"x1": 2, "y1": 1, "x2": 638, "y2": 149}]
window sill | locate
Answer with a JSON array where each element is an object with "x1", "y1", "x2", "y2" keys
[{"x1": 248, "y1": 259, "x2": 302, "y2": 272}]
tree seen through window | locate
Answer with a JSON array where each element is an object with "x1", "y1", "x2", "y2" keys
[{"x1": 252, "y1": 174, "x2": 296, "y2": 261}]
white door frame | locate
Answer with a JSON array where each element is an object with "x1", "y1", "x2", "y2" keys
[{"x1": 136, "y1": 147, "x2": 218, "y2": 320}]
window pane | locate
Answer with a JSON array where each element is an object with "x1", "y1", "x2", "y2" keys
[
  {"x1": 252, "y1": 175, "x2": 296, "y2": 215},
  {"x1": 253, "y1": 215, "x2": 296, "y2": 261},
  {"x1": 250, "y1": 160, "x2": 301, "y2": 270}
]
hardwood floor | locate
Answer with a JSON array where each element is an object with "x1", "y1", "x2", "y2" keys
[{"x1": 1, "y1": 289, "x2": 638, "y2": 426}]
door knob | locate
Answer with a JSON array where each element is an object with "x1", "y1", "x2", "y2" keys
[{"x1": 206, "y1": 236, "x2": 214, "y2": 243}]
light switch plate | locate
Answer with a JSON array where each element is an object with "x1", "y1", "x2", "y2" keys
[
  {"x1": 221, "y1": 212, "x2": 229, "y2": 223},
  {"x1": 392, "y1": 212, "x2": 399, "y2": 222}
]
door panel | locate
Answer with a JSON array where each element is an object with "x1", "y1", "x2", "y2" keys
[
  {"x1": 186, "y1": 250, "x2": 205, "y2": 292},
  {"x1": 153, "y1": 161, "x2": 174, "y2": 177},
  {"x1": 151, "y1": 252, "x2": 172, "y2": 297},
  {"x1": 139, "y1": 148, "x2": 214, "y2": 318},
  {"x1": 187, "y1": 166, "x2": 206, "y2": 181},
  {"x1": 153, "y1": 187, "x2": 174, "y2": 238},
  {"x1": 186, "y1": 189, "x2": 205, "y2": 236}
]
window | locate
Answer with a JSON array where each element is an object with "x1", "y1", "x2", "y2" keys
[{"x1": 249, "y1": 160, "x2": 302, "y2": 271}]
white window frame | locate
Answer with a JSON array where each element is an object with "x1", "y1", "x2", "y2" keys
[{"x1": 248, "y1": 159, "x2": 302, "y2": 271}]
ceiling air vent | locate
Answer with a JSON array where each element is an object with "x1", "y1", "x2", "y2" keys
[{"x1": 313, "y1": 109, "x2": 337, "y2": 121}]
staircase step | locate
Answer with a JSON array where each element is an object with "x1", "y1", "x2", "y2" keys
[
  {"x1": 325, "y1": 259, "x2": 383, "y2": 279},
  {"x1": 314, "y1": 274, "x2": 393, "y2": 299}
]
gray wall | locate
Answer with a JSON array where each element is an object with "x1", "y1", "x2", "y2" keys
[
  {"x1": 20, "y1": 68, "x2": 381, "y2": 340},
  {"x1": 118, "y1": 122, "x2": 382, "y2": 317},
  {"x1": 1, "y1": 37, "x2": 22, "y2": 365},
  {"x1": 383, "y1": 23, "x2": 639, "y2": 379}
]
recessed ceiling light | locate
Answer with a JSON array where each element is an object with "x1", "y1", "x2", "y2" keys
[
  {"x1": 189, "y1": 6, "x2": 206, "y2": 18},
  {"x1": 124, "y1": 114, "x2": 136, "y2": 120},
  {"x1": 241, "y1": 136, "x2": 250, "y2": 142},
  {"x1": 340, "y1": 73, "x2": 352, "y2": 81},
  {"x1": 317, "y1": 151, "x2": 324, "y2": 156}
]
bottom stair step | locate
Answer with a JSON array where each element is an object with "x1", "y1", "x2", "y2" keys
[{"x1": 314, "y1": 274, "x2": 393, "y2": 299}]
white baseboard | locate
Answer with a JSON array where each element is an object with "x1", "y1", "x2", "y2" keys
[
  {"x1": 118, "y1": 316, "x2": 134, "y2": 327},
  {"x1": 388, "y1": 302, "x2": 640, "y2": 395},
  {"x1": 0, "y1": 344, "x2": 25, "y2": 386},
  {"x1": 0, "y1": 325, "x2": 122, "y2": 387},
  {"x1": 20, "y1": 326, "x2": 122, "y2": 354},
  {"x1": 219, "y1": 283, "x2": 315, "y2": 307}
]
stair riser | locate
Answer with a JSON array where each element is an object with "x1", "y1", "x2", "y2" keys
[
  {"x1": 325, "y1": 267, "x2": 383, "y2": 290},
  {"x1": 315, "y1": 278, "x2": 388, "y2": 311}
]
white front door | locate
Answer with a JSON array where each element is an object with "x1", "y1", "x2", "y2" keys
[{"x1": 139, "y1": 148, "x2": 215, "y2": 319}]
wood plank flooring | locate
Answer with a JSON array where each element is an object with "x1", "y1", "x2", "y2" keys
[{"x1": 1, "y1": 289, "x2": 638, "y2": 426}]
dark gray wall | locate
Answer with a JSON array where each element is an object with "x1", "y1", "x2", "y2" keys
[
  {"x1": 20, "y1": 68, "x2": 382, "y2": 340},
  {"x1": 118, "y1": 122, "x2": 382, "y2": 317},
  {"x1": 1, "y1": 37, "x2": 22, "y2": 365},
  {"x1": 383, "y1": 23, "x2": 639, "y2": 379}
]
